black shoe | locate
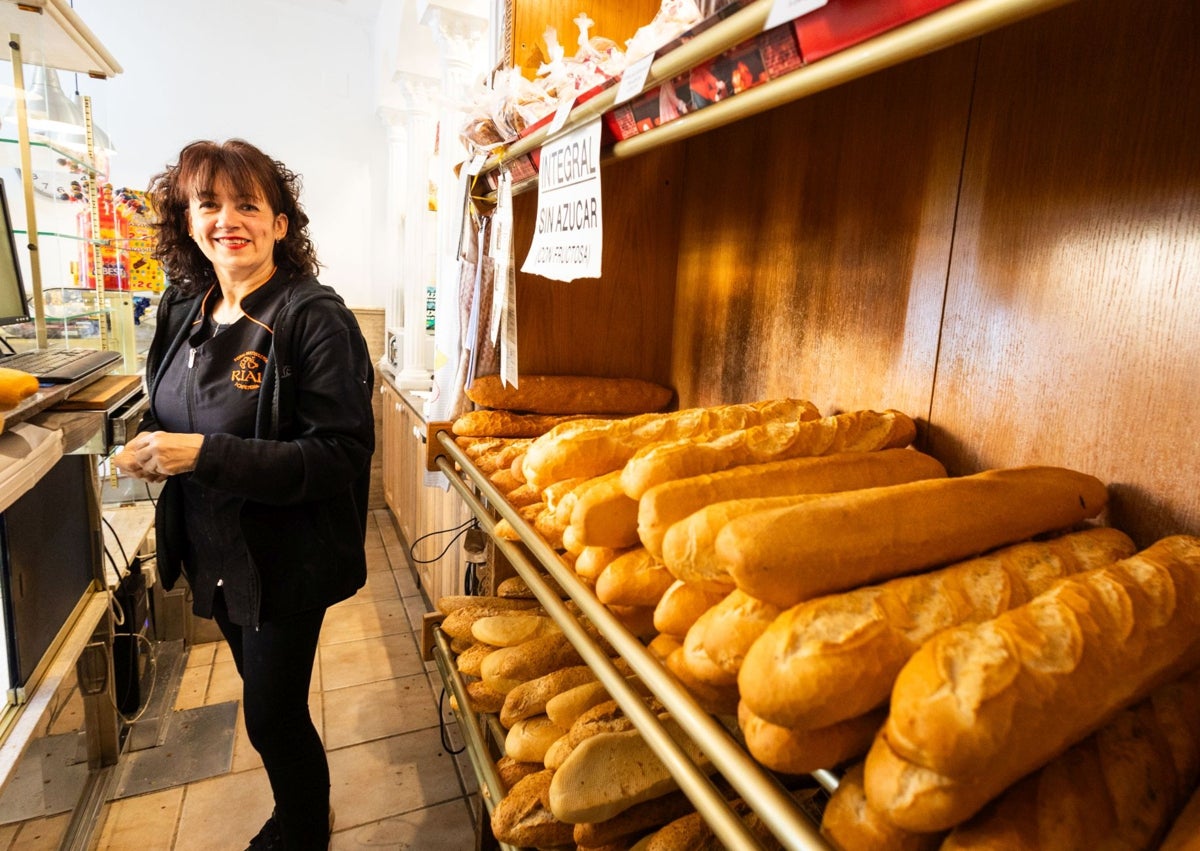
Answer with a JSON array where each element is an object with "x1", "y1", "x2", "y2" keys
[{"x1": 245, "y1": 811, "x2": 283, "y2": 850}]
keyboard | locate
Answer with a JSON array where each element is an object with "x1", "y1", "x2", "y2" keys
[{"x1": 0, "y1": 347, "x2": 123, "y2": 383}]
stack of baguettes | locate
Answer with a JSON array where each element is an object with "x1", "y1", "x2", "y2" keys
[{"x1": 449, "y1": 386, "x2": 1200, "y2": 849}]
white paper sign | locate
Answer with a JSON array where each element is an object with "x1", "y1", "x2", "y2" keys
[
  {"x1": 614, "y1": 52, "x2": 655, "y2": 106},
  {"x1": 765, "y1": 0, "x2": 829, "y2": 31},
  {"x1": 546, "y1": 95, "x2": 576, "y2": 136},
  {"x1": 520, "y1": 119, "x2": 603, "y2": 282},
  {"x1": 489, "y1": 171, "x2": 513, "y2": 343}
]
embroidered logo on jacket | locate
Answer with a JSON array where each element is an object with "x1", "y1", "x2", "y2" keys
[{"x1": 232, "y1": 351, "x2": 267, "y2": 391}]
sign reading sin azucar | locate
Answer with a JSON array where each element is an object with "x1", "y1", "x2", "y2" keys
[{"x1": 522, "y1": 119, "x2": 604, "y2": 282}]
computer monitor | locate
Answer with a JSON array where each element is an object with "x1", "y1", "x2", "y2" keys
[{"x1": 0, "y1": 178, "x2": 32, "y2": 327}]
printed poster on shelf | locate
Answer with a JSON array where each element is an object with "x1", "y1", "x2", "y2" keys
[{"x1": 521, "y1": 119, "x2": 603, "y2": 282}]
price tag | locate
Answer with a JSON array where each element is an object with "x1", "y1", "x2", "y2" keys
[
  {"x1": 546, "y1": 96, "x2": 576, "y2": 136},
  {"x1": 614, "y1": 52, "x2": 655, "y2": 106},
  {"x1": 464, "y1": 150, "x2": 487, "y2": 176},
  {"x1": 765, "y1": 0, "x2": 828, "y2": 30}
]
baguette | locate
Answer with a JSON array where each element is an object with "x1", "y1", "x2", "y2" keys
[
  {"x1": 571, "y1": 474, "x2": 641, "y2": 548},
  {"x1": 440, "y1": 601, "x2": 543, "y2": 640},
  {"x1": 738, "y1": 702, "x2": 885, "y2": 775},
  {"x1": 694, "y1": 589, "x2": 780, "y2": 677},
  {"x1": 453, "y1": 408, "x2": 593, "y2": 437},
  {"x1": 866, "y1": 535, "x2": 1200, "y2": 831},
  {"x1": 740, "y1": 527, "x2": 1137, "y2": 728},
  {"x1": 495, "y1": 754, "x2": 544, "y2": 791},
  {"x1": 455, "y1": 641, "x2": 496, "y2": 678},
  {"x1": 573, "y1": 789, "x2": 697, "y2": 848},
  {"x1": 609, "y1": 603, "x2": 659, "y2": 639},
  {"x1": 490, "y1": 768, "x2": 575, "y2": 848},
  {"x1": 939, "y1": 665, "x2": 1200, "y2": 850},
  {"x1": 647, "y1": 633, "x2": 682, "y2": 662},
  {"x1": 660, "y1": 494, "x2": 814, "y2": 593},
  {"x1": 546, "y1": 680, "x2": 612, "y2": 730},
  {"x1": 638, "y1": 448, "x2": 947, "y2": 557},
  {"x1": 466, "y1": 373, "x2": 673, "y2": 415},
  {"x1": 521, "y1": 399, "x2": 819, "y2": 491},
  {"x1": 820, "y1": 762, "x2": 943, "y2": 851},
  {"x1": 465, "y1": 679, "x2": 506, "y2": 714},
  {"x1": 653, "y1": 581, "x2": 727, "y2": 638},
  {"x1": 596, "y1": 548, "x2": 675, "y2": 608},
  {"x1": 435, "y1": 594, "x2": 541, "y2": 616},
  {"x1": 641, "y1": 800, "x2": 784, "y2": 851},
  {"x1": 549, "y1": 717, "x2": 713, "y2": 823},
  {"x1": 620, "y1": 408, "x2": 917, "y2": 499},
  {"x1": 666, "y1": 646, "x2": 739, "y2": 715},
  {"x1": 500, "y1": 664, "x2": 597, "y2": 728},
  {"x1": 719, "y1": 466, "x2": 1110, "y2": 608},
  {"x1": 576, "y1": 545, "x2": 634, "y2": 581}
]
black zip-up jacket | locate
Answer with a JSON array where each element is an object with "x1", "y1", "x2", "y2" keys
[{"x1": 140, "y1": 275, "x2": 375, "y2": 625}]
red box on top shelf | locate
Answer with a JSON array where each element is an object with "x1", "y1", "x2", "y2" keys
[{"x1": 793, "y1": 0, "x2": 962, "y2": 64}]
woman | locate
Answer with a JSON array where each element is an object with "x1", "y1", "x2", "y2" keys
[{"x1": 114, "y1": 139, "x2": 374, "y2": 850}]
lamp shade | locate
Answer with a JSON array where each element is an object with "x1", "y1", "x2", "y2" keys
[{"x1": 21, "y1": 65, "x2": 114, "y2": 155}]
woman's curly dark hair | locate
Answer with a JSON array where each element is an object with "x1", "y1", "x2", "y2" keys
[{"x1": 147, "y1": 139, "x2": 320, "y2": 294}]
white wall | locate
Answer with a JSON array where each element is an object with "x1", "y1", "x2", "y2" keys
[{"x1": 72, "y1": 0, "x2": 389, "y2": 309}]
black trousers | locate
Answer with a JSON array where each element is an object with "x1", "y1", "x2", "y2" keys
[{"x1": 212, "y1": 590, "x2": 329, "y2": 850}]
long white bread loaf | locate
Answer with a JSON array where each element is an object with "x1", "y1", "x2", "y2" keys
[
  {"x1": 693, "y1": 589, "x2": 781, "y2": 677},
  {"x1": 739, "y1": 527, "x2": 1136, "y2": 729},
  {"x1": 521, "y1": 399, "x2": 819, "y2": 491},
  {"x1": 718, "y1": 466, "x2": 1110, "y2": 608},
  {"x1": 637, "y1": 448, "x2": 946, "y2": 558},
  {"x1": 595, "y1": 548, "x2": 675, "y2": 608},
  {"x1": 490, "y1": 768, "x2": 575, "y2": 848},
  {"x1": 653, "y1": 580, "x2": 727, "y2": 638},
  {"x1": 570, "y1": 473, "x2": 640, "y2": 548},
  {"x1": 865, "y1": 535, "x2": 1200, "y2": 831},
  {"x1": 660, "y1": 494, "x2": 818, "y2": 592},
  {"x1": 619, "y1": 408, "x2": 917, "y2": 499},
  {"x1": 819, "y1": 762, "x2": 944, "y2": 851},
  {"x1": 939, "y1": 665, "x2": 1200, "y2": 849},
  {"x1": 548, "y1": 717, "x2": 713, "y2": 823}
]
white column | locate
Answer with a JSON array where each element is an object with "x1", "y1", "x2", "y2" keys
[{"x1": 418, "y1": 0, "x2": 490, "y2": 423}]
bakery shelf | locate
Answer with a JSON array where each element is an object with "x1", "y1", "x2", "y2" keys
[
  {"x1": 480, "y1": 0, "x2": 1078, "y2": 199},
  {"x1": 432, "y1": 431, "x2": 833, "y2": 851},
  {"x1": 429, "y1": 626, "x2": 523, "y2": 851}
]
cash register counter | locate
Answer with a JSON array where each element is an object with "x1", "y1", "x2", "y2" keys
[{"x1": 0, "y1": 370, "x2": 147, "y2": 794}]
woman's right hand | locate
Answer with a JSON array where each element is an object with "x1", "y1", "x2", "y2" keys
[{"x1": 113, "y1": 440, "x2": 168, "y2": 483}]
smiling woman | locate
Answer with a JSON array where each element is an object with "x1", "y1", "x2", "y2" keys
[{"x1": 113, "y1": 138, "x2": 375, "y2": 851}]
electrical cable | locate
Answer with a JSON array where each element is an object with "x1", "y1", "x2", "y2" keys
[
  {"x1": 408, "y1": 517, "x2": 478, "y2": 565},
  {"x1": 437, "y1": 688, "x2": 466, "y2": 756}
]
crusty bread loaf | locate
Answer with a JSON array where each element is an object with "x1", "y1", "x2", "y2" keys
[
  {"x1": 641, "y1": 799, "x2": 784, "y2": 851},
  {"x1": 571, "y1": 474, "x2": 641, "y2": 548},
  {"x1": 440, "y1": 601, "x2": 544, "y2": 640},
  {"x1": 866, "y1": 535, "x2": 1200, "y2": 832},
  {"x1": 694, "y1": 589, "x2": 780, "y2": 677},
  {"x1": 521, "y1": 399, "x2": 819, "y2": 491},
  {"x1": 435, "y1": 594, "x2": 541, "y2": 616},
  {"x1": 473, "y1": 438, "x2": 533, "y2": 474},
  {"x1": 573, "y1": 789, "x2": 697, "y2": 848},
  {"x1": 495, "y1": 754, "x2": 544, "y2": 791},
  {"x1": 720, "y1": 466, "x2": 1110, "y2": 608},
  {"x1": 480, "y1": 632, "x2": 585, "y2": 694},
  {"x1": 465, "y1": 679, "x2": 506, "y2": 714},
  {"x1": 740, "y1": 527, "x2": 1137, "y2": 729},
  {"x1": 488, "y1": 467, "x2": 522, "y2": 494},
  {"x1": 466, "y1": 373, "x2": 674, "y2": 415},
  {"x1": 576, "y1": 545, "x2": 633, "y2": 580},
  {"x1": 500, "y1": 664, "x2": 597, "y2": 728},
  {"x1": 660, "y1": 494, "x2": 813, "y2": 592},
  {"x1": 596, "y1": 548, "x2": 675, "y2": 608},
  {"x1": 547, "y1": 680, "x2": 612, "y2": 730},
  {"x1": 637, "y1": 448, "x2": 947, "y2": 558},
  {"x1": 496, "y1": 572, "x2": 565, "y2": 599},
  {"x1": 455, "y1": 641, "x2": 496, "y2": 678},
  {"x1": 647, "y1": 633, "x2": 682, "y2": 662},
  {"x1": 472, "y1": 614, "x2": 559, "y2": 647},
  {"x1": 620, "y1": 408, "x2": 917, "y2": 499},
  {"x1": 549, "y1": 717, "x2": 713, "y2": 823},
  {"x1": 666, "y1": 646, "x2": 739, "y2": 715},
  {"x1": 609, "y1": 603, "x2": 659, "y2": 639},
  {"x1": 820, "y1": 762, "x2": 943, "y2": 851},
  {"x1": 505, "y1": 714, "x2": 568, "y2": 763},
  {"x1": 502, "y1": 482, "x2": 541, "y2": 508},
  {"x1": 490, "y1": 768, "x2": 575, "y2": 847},
  {"x1": 453, "y1": 408, "x2": 593, "y2": 437},
  {"x1": 653, "y1": 581, "x2": 727, "y2": 638},
  {"x1": 1161, "y1": 783, "x2": 1200, "y2": 851},
  {"x1": 738, "y1": 702, "x2": 885, "y2": 775},
  {"x1": 939, "y1": 665, "x2": 1200, "y2": 850}
]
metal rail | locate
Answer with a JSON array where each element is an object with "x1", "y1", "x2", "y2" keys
[{"x1": 434, "y1": 433, "x2": 831, "y2": 851}]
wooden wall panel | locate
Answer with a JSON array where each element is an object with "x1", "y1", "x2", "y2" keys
[
  {"x1": 929, "y1": 0, "x2": 1200, "y2": 546},
  {"x1": 512, "y1": 0, "x2": 663, "y2": 78},
  {"x1": 669, "y1": 41, "x2": 977, "y2": 419},
  {"x1": 511, "y1": 145, "x2": 684, "y2": 384}
]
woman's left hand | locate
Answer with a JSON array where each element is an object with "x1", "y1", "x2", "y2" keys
[{"x1": 116, "y1": 430, "x2": 205, "y2": 480}]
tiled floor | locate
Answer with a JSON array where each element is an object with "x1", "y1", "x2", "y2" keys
[{"x1": 0, "y1": 509, "x2": 480, "y2": 850}]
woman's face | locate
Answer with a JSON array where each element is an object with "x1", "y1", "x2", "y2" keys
[{"x1": 187, "y1": 175, "x2": 287, "y2": 286}]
